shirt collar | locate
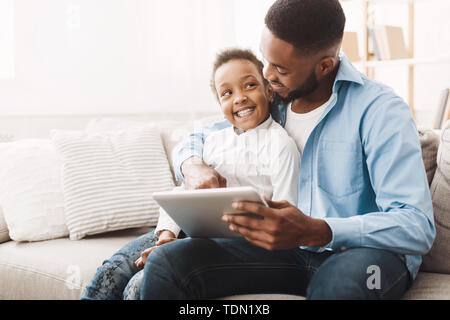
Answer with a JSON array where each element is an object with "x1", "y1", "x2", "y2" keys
[
  {"x1": 333, "y1": 53, "x2": 364, "y2": 92},
  {"x1": 233, "y1": 115, "x2": 273, "y2": 136}
]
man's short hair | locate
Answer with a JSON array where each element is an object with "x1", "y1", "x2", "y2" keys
[
  {"x1": 210, "y1": 48, "x2": 267, "y2": 101},
  {"x1": 265, "y1": 0, "x2": 346, "y2": 55}
]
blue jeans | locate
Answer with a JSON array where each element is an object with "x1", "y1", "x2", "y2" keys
[
  {"x1": 140, "y1": 237, "x2": 411, "y2": 300},
  {"x1": 81, "y1": 230, "x2": 157, "y2": 300}
]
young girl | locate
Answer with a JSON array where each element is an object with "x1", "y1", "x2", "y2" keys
[{"x1": 82, "y1": 48, "x2": 300, "y2": 300}]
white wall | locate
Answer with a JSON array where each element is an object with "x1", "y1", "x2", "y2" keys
[
  {"x1": 0, "y1": 0, "x2": 14, "y2": 79},
  {"x1": 0, "y1": 0, "x2": 273, "y2": 116},
  {"x1": 414, "y1": 0, "x2": 450, "y2": 127},
  {"x1": 0, "y1": 0, "x2": 448, "y2": 128}
]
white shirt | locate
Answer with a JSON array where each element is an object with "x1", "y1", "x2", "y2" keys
[
  {"x1": 284, "y1": 100, "x2": 330, "y2": 154},
  {"x1": 155, "y1": 116, "x2": 301, "y2": 237}
]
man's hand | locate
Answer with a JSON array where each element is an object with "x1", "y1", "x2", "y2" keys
[
  {"x1": 181, "y1": 156, "x2": 227, "y2": 190},
  {"x1": 134, "y1": 230, "x2": 177, "y2": 269},
  {"x1": 222, "y1": 198, "x2": 332, "y2": 251}
]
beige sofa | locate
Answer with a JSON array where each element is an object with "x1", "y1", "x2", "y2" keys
[{"x1": 0, "y1": 116, "x2": 450, "y2": 300}]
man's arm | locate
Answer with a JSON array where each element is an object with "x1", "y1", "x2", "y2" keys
[
  {"x1": 223, "y1": 95, "x2": 435, "y2": 256},
  {"x1": 324, "y1": 95, "x2": 436, "y2": 256},
  {"x1": 172, "y1": 119, "x2": 231, "y2": 189}
]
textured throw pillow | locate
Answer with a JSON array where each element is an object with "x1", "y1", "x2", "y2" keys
[
  {"x1": 85, "y1": 118, "x2": 191, "y2": 182},
  {"x1": 0, "y1": 140, "x2": 69, "y2": 241},
  {"x1": 418, "y1": 129, "x2": 440, "y2": 186},
  {"x1": 85, "y1": 117, "x2": 204, "y2": 181},
  {"x1": 85, "y1": 115, "x2": 224, "y2": 174},
  {"x1": 51, "y1": 126, "x2": 175, "y2": 240},
  {"x1": 0, "y1": 207, "x2": 10, "y2": 243},
  {"x1": 421, "y1": 121, "x2": 450, "y2": 273}
]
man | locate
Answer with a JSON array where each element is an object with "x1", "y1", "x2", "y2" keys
[{"x1": 140, "y1": 0, "x2": 435, "y2": 299}]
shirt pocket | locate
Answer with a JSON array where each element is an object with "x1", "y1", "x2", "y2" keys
[{"x1": 317, "y1": 140, "x2": 364, "y2": 197}]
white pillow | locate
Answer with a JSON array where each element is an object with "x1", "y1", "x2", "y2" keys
[
  {"x1": 51, "y1": 126, "x2": 175, "y2": 240},
  {"x1": 0, "y1": 140, "x2": 69, "y2": 241},
  {"x1": 0, "y1": 207, "x2": 10, "y2": 243},
  {"x1": 85, "y1": 116, "x2": 224, "y2": 181}
]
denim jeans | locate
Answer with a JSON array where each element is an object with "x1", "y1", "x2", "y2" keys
[
  {"x1": 140, "y1": 237, "x2": 411, "y2": 300},
  {"x1": 81, "y1": 230, "x2": 157, "y2": 300}
]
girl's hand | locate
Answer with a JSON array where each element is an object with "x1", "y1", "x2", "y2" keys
[{"x1": 134, "y1": 231, "x2": 177, "y2": 269}]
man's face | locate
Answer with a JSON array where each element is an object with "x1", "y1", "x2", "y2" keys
[{"x1": 260, "y1": 27, "x2": 320, "y2": 103}]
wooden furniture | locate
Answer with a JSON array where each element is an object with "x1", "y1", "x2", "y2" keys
[{"x1": 340, "y1": 0, "x2": 450, "y2": 120}]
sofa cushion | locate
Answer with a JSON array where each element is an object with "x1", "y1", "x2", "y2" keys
[
  {"x1": 418, "y1": 129, "x2": 440, "y2": 186},
  {"x1": 0, "y1": 227, "x2": 153, "y2": 299},
  {"x1": 421, "y1": 121, "x2": 450, "y2": 273},
  {"x1": 51, "y1": 126, "x2": 174, "y2": 240},
  {"x1": 402, "y1": 272, "x2": 450, "y2": 300}
]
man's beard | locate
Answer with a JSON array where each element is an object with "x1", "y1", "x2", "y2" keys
[{"x1": 280, "y1": 70, "x2": 319, "y2": 104}]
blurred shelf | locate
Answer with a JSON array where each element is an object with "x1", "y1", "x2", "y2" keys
[
  {"x1": 353, "y1": 56, "x2": 450, "y2": 67},
  {"x1": 341, "y1": 0, "x2": 445, "y2": 4}
]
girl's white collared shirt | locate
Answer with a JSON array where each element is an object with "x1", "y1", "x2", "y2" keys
[{"x1": 155, "y1": 115, "x2": 301, "y2": 238}]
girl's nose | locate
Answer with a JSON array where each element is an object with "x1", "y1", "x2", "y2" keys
[{"x1": 234, "y1": 94, "x2": 248, "y2": 105}]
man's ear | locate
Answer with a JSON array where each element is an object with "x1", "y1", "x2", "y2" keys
[{"x1": 317, "y1": 56, "x2": 337, "y2": 78}]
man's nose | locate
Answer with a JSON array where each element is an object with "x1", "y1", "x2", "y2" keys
[{"x1": 263, "y1": 63, "x2": 277, "y2": 83}]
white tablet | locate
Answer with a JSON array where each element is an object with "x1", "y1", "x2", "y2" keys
[{"x1": 152, "y1": 186, "x2": 268, "y2": 238}]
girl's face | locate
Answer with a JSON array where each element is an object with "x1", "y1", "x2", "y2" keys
[{"x1": 214, "y1": 59, "x2": 273, "y2": 132}]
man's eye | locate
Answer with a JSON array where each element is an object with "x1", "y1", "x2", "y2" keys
[{"x1": 276, "y1": 68, "x2": 288, "y2": 75}]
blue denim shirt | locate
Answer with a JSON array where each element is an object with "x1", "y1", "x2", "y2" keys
[{"x1": 172, "y1": 55, "x2": 436, "y2": 280}]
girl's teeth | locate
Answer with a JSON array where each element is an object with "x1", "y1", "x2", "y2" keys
[{"x1": 237, "y1": 108, "x2": 254, "y2": 117}]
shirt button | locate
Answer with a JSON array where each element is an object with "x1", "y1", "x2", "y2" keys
[{"x1": 340, "y1": 246, "x2": 347, "y2": 252}]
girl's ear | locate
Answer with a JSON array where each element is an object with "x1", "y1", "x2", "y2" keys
[{"x1": 266, "y1": 84, "x2": 274, "y2": 103}]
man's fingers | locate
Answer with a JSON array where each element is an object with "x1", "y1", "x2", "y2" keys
[
  {"x1": 265, "y1": 198, "x2": 291, "y2": 209},
  {"x1": 231, "y1": 201, "x2": 277, "y2": 218},
  {"x1": 222, "y1": 214, "x2": 264, "y2": 231},
  {"x1": 186, "y1": 177, "x2": 219, "y2": 190},
  {"x1": 182, "y1": 160, "x2": 225, "y2": 190},
  {"x1": 244, "y1": 237, "x2": 276, "y2": 251},
  {"x1": 228, "y1": 223, "x2": 277, "y2": 250},
  {"x1": 193, "y1": 176, "x2": 221, "y2": 190}
]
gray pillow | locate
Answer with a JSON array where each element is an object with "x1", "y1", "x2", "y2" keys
[
  {"x1": 421, "y1": 122, "x2": 450, "y2": 273},
  {"x1": 418, "y1": 129, "x2": 440, "y2": 186}
]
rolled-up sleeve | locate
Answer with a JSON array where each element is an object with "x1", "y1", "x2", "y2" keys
[{"x1": 172, "y1": 120, "x2": 231, "y2": 181}]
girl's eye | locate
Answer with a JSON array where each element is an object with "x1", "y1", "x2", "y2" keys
[
  {"x1": 246, "y1": 83, "x2": 256, "y2": 89},
  {"x1": 221, "y1": 90, "x2": 231, "y2": 97}
]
